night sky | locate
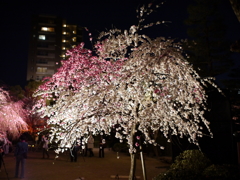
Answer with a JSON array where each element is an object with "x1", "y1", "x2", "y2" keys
[{"x1": 0, "y1": 0, "x2": 239, "y2": 88}]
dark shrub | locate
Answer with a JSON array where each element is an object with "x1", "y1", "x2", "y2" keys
[
  {"x1": 203, "y1": 164, "x2": 240, "y2": 180},
  {"x1": 153, "y1": 149, "x2": 211, "y2": 180},
  {"x1": 153, "y1": 149, "x2": 240, "y2": 180}
]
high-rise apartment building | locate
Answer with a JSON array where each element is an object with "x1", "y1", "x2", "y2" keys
[{"x1": 27, "y1": 15, "x2": 83, "y2": 81}]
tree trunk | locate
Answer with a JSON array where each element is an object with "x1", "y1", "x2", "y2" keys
[
  {"x1": 129, "y1": 153, "x2": 136, "y2": 180},
  {"x1": 153, "y1": 131, "x2": 159, "y2": 157},
  {"x1": 129, "y1": 123, "x2": 136, "y2": 180},
  {"x1": 140, "y1": 145, "x2": 147, "y2": 180}
]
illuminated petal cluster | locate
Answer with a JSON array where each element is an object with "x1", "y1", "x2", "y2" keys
[{"x1": 0, "y1": 87, "x2": 28, "y2": 138}]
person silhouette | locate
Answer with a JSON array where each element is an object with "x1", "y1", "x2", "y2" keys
[
  {"x1": 87, "y1": 135, "x2": 94, "y2": 157},
  {"x1": 14, "y1": 135, "x2": 28, "y2": 179}
]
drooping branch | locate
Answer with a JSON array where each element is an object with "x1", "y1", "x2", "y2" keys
[
  {"x1": 229, "y1": 0, "x2": 240, "y2": 22},
  {"x1": 0, "y1": 87, "x2": 28, "y2": 139}
]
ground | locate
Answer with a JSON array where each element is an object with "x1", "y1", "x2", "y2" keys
[{"x1": 0, "y1": 148, "x2": 171, "y2": 180}]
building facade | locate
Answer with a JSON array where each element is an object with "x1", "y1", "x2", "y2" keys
[{"x1": 27, "y1": 15, "x2": 83, "y2": 81}]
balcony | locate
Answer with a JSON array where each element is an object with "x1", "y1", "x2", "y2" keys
[
  {"x1": 37, "y1": 53, "x2": 55, "y2": 58},
  {"x1": 36, "y1": 69, "x2": 54, "y2": 75},
  {"x1": 36, "y1": 61, "x2": 55, "y2": 66},
  {"x1": 37, "y1": 45, "x2": 55, "y2": 50}
]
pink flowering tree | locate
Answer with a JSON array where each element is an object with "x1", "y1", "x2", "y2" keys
[
  {"x1": 33, "y1": 3, "x2": 221, "y2": 180},
  {"x1": 0, "y1": 87, "x2": 28, "y2": 140},
  {"x1": 33, "y1": 42, "x2": 125, "y2": 152}
]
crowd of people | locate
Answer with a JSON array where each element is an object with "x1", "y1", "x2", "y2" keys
[{"x1": 0, "y1": 133, "x2": 111, "y2": 178}]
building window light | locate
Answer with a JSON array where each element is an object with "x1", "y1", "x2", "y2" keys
[
  {"x1": 37, "y1": 67, "x2": 47, "y2": 73},
  {"x1": 62, "y1": 47, "x2": 66, "y2": 50},
  {"x1": 63, "y1": 32, "x2": 66, "y2": 35},
  {"x1": 72, "y1": 45, "x2": 76, "y2": 48},
  {"x1": 62, "y1": 39, "x2": 66, "y2": 43},
  {"x1": 63, "y1": 24, "x2": 67, "y2": 27},
  {"x1": 39, "y1": 35, "x2": 46, "y2": 40},
  {"x1": 73, "y1": 30, "x2": 76, "y2": 34},
  {"x1": 41, "y1": 27, "x2": 48, "y2": 31},
  {"x1": 41, "y1": 27, "x2": 55, "y2": 32},
  {"x1": 72, "y1": 37, "x2": 76, "y2": 42}
]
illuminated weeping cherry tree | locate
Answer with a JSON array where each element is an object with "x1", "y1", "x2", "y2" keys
[
  {"x1": 89, "y1": 27, "x2": 221, "y2": 179},
  {"x1": 0, "y1": 87, "x2": 28, "y2": 139},
  {"x1": 33, "y1": 3, "x2": 221, "y2": 180}
]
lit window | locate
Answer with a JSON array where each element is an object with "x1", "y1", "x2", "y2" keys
[
  {"x1": 62, "y1": 39, "x2": 66, "y2": 43},
  {"x1": 39, "y1": 35, "x2": 46, "y2": 40},
  {"x1": 62, "y1": 47, "x2": 66, "y2": 50},
  {"x1": 41, "y1": 27, "x2": 48, "y2": 31},
  {"x1": 72, "y1": 45, "x2": 76, "y2": 48},
  {"x1": 73, "y1": 30, "x2": 76, "y2": 34},
  {"x1": 41, "y1": 27, "x2": 55, "y2": 32},
  {"x1": 72, "y1": 37, "x2": 76, "y2": 42},
  {"x1": 37, "y1": 67, "x2": 47, "y2": 73},
  {"x1": 63, "y1": 32, "x2": 66, "y2": 35},
  {"x1": 63, "y1": 24, "x2": 67, "y2": 27},
  {"x1": 48, "y1": 27, "x2": 54, "y2": 32}
]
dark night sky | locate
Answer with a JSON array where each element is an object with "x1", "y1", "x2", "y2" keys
[{"x1": 0, "y1": 0, "x2": 239, "y2": 88}]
